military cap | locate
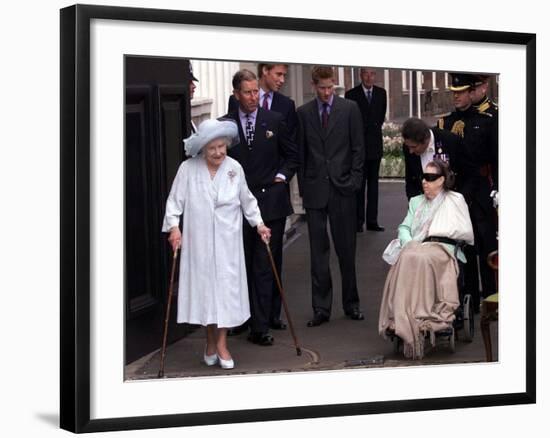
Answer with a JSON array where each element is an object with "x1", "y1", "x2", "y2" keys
[
  {"x1": 449, "y1": 73, "x2": 477, "y2": 91},
  {"x1": 472, "y1": 74, "x2": 492, "y2": 86},
  {"x1": 189, "y1": 61, "x2": 199, "y2": 82}
]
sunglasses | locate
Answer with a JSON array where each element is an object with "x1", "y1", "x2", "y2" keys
[{"x1": 422, "y1": 173, "x2": 443, "y2": 182}]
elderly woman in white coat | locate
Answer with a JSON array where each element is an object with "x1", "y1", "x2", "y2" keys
[
  {"x1": 379, "y1": 159, "x2": 474, "y2": 359},
  {"x1": 162, "y1": 119, "x2": 271, "y2": 370}
]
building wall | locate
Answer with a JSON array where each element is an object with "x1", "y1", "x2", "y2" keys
[{"x1": 191, "y1": 59, "x2": 498, "y2": 124}]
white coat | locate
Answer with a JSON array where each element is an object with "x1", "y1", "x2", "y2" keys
[{"x1": 162, "y1": 155, "x2": 263, "y2": 328}]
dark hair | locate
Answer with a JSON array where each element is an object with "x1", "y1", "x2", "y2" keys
[
  {"x1": 401, "y1": 117, "x2": 430, "y2": 144},
  {"x1": 257, "y1": 63, "x2": 288, "y2": 78},
  {"x1": 311, "y1": 66, "x2": 335, "y2": 84},
  {"x1": 232, "y1": 69, "x2": 257, "y2": 91},
  {"x1": 426, "y1": 159, "x2": 455, "y2": 190}
]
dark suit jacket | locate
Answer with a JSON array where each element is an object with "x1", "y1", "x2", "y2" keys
[
  {"x1": 297, "y1": 96, "x2": 365, "y2": 209},
  {"x1": 228, "y1": 92, "x2": 298, "y2": 139},
  {"x1": 344, "y1": 84, "x2": 386, "y2": 160},
  {"x1": 403, "y1": 128, "x2": 463, "y2": 199},
  {"x1": 225, "y1": 108, "x2": 299, "y2": 222}
]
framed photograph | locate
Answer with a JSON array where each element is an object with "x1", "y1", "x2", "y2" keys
[{"x1": 60, "y1": 4, "x2": 536, "y2": 433}]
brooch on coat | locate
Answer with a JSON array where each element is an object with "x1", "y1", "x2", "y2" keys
[
  {"x1": 228, "y1": 170, "x2": 236, "y2": 181},
  {"x1": 266, "y1": 130, "x2": 274, "y2": 139}
]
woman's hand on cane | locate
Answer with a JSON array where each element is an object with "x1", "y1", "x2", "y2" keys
[
  {"x1": 257, "y1": 223, "x2": 271, "y2": 244},
  {"x1": 168, "y1": 226, "x2": 182, "y2": 253}
]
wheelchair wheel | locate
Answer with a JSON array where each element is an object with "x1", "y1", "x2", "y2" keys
[
  {"x1": 448, "y1": 327, "x2": 456, "y2": 353},
  {"x1": 462, "y1": 294, "x2": 475, "y2": 343}
]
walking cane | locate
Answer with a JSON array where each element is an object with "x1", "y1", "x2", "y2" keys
[
  {"x1": 264, "y1": 242, "x2": 302, "y2": 356},
  {"x1": 158, "y1": 247, "x2": 179, "y2": 378}
]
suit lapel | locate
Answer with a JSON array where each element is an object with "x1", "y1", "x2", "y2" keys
[
  {"x1": 253, "y1": 108, "x2": 267, "y2": 147},
  {"x1": 324, "y1": 96, "x2": 342, "y2": 139},
  {"x1": 370, "y1": 86, "x2": 378, "y2": 105},
  {"x1": 229, "y1": 111, "x2": 250, "y2": 160},
  {"x1": 358, "y1": 87, "x2": 369, "y2": 108},
  {"x1": 308, "y1": 100, "x2": 322, "y2": 134},
  {"x1": 271, "y1": 92, "x2": 282, "y2": 113}
]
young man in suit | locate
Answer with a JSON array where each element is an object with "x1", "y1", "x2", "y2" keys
[
  {"x1": 228, "y1": 64, "x2": 298, "y2": 140},
  {"x1": 401, "y1": 117, "x2": 464, "y2": 199},
  {"x1": 344, "y1": 68, "x2": 387, "y2": 232},
  {"x1": 225, "y1": 69, "x2": 299, "y2": 345},
  {"x1": 297, "y1": 66, "x2": 365, "y2": 327}
]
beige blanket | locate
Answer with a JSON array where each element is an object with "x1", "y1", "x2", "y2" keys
[{"x1": 378, "y1": 241, "x2": 460, "y2": 359}]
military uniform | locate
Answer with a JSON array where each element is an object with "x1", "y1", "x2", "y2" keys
[
  {"x1": 475, "y1": 94, "x2": 499, "y2": 189},
  {"x1": 438, "y1": 73, "x2": 498, "y2": 306},
  {"x1": 475, "y1": 95, "x2": 498, "y2": 118}
]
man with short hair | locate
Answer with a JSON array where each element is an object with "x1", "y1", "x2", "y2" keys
[
  {"x1": 401, "y1": 117, "x2": 464, "y2": 199},
  {"x1": 345, "y1": 68, "x2": 387, "y2": 232},
  {"x1": 297, "y1": 66, "x2": 365, "y2": 327},
  {"x1": 225, "y1": 69, "x2": 299, "y2": 345},
  {"x1": 229, "y1": 64, "x2": 298, "y2": 139},
  {"x1": 438, "y1": 73, "x2": 498, "y2": 308},
  {"x1": 471, "y1": 74, "x2": 498, "y2": 117},
  {"x1": 227, "y1": 64, "x2": 298, "y2": 332}
]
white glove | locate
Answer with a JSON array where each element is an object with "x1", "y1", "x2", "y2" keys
[{"x1": 490, "y1": 190, "x2": 499, "y2": 209}]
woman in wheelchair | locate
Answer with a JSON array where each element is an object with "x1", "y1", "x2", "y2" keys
[{"x1": 379, "y1": 159, "x2": 474, "y2": 359}]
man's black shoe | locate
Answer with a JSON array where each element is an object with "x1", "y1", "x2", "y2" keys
[
  {"x1": 227, "y1": 322, "x2": 249, "y2": 336},
  {"x1": 247, "y1": 332, "x2": 274, "y2": 346},
  {"x1": 366, "y1": 223, "x2": 385, "y2": 232},
  {"x1": 345, "y1": 308, "x2": 365, "y2": 320},
  {"x1": 307, "y1": 312, "x2": 329, "y2": 327},
  {"x1": 269, "y1": 318, "x2": 287, "y2": 330}
]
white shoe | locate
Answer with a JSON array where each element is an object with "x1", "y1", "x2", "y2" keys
[
  {"x1": 203, "y1": 350, "x2": 218, "y2": 366},
  {"x1": 218, "y1": 356, "x2": 234, "y2": 370}
]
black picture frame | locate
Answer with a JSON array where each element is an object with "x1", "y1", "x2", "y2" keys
[{"x1": 60, "y1": 4, "x2": 536, "y2": 433}]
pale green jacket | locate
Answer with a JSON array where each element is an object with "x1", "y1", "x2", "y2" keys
[{"x1": 398, "y1": 193, "x2": 471, "y2": 263}]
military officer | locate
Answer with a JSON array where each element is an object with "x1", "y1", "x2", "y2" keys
[
  {"x1": 471, "y1": 74, "x2": 499, "y2": 196},
  {"x1": 438, "y1": 73, "x2": 498, "y2": 310},
  {"x1": 472, "y1": 74, "x2": 499, "y2": 117}
]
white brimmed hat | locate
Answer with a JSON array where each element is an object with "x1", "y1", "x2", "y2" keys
[{"x1": 184, "y1": 119, "x2": 239, "y2": 157}]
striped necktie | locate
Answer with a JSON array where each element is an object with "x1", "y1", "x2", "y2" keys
[{"x1": 245, "y1": 114, "x2": 254, "y2": 146}]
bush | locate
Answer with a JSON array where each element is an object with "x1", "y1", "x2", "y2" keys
[{"x1": 381, "y1": 122, "x2": 404, "y2": 177}]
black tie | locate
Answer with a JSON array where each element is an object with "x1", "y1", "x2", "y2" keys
[{"x1": 367, "y1": 89, "x2": 372, "y2": 104}]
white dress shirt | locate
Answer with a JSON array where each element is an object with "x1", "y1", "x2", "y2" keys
[{"x1": 420, "y1": 129, "x2": 436, "y2": 171}]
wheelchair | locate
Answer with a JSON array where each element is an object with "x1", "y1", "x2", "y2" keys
[{"x1": 388, "y1": 239, "x2": 475, "y2": 356}]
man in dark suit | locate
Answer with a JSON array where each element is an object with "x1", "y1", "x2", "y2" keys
[
  {"x1": 401, "y1": 117, "x2": 464, "y2": 199},
  {"x1": 225, "y1": 69, "x2": 299, "y2": 346},
  {"x1": 344, "y1": 68, "x2": 387, "y2": 232},
  {"x1": 228, "y1": 64, "x2": 297, "y2": 332},
  {"x1": 228, "y1": 63, "x2": 298, "y2": 141},
  {"x1": 297, "y1": 66, "x2": 365, "y2": 327}
]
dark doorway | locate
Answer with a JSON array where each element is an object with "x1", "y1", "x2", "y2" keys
[{"x1": 125, "y1": 56, "x2": 196, "y2": 365}]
